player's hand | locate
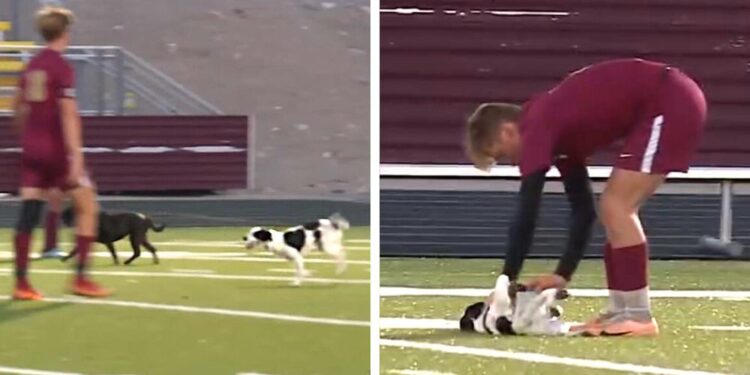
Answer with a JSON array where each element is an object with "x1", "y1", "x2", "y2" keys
[{"x1": 526, "y1": 273, "x2": 567, "y2": 292}]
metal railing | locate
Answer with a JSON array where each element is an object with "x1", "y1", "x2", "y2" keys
[
  {"x1": 381, "y1": 163, "x2": 748, "y2": 254},
  {"x1": 0, "y1": 45, "x2": 222, "y2": 116}
]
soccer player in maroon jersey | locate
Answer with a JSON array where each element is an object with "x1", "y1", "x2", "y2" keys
[
  {"x1": 465, "y1": 58, "x2": 707, "y2": 336},
  {"x1": 10, "y1": 6, "x2": 111, "y2": 299}
]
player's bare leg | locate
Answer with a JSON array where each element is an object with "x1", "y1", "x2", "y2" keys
[
  {"x1": 575, "y1": 168, "x2": 664, "y2": 336},
  {"x1": 41, "y1": 188, "x2": 64, "y2": 258},
  {"x1": 13, "y1": 187, "x2": 46, "y2": 300},
  {"x1": 67, "y1": 185, "x2": 111, "y2": 297}
]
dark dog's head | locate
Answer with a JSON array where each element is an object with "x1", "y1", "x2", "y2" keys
[
  {"x1": 243, "y1": 227, "x2": 273, "y2": 249},
  {"x1": 459, "y1": 301, "x2": 485, "y2": 332},
  {"x1": 61, "y1": 207, "x2": 75, "y2": 227},
  {"x1": 459, "y1": 301, "x2": 515, "y2": 335}
]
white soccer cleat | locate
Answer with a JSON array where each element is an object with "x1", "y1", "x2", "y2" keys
[{"x1": 41, "y1": 248, "x2": 65, "y2": 259}]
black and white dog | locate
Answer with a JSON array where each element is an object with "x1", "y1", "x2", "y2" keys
[
  {"x1": 243, "y1": 213, "x2": 349, "y2": 285},
  {"x1": 459, "y1": 275, "x2": 570, "y2": 336},
  {"x1": 61, "y1": 207, "x2": 166, "y2": 265}
]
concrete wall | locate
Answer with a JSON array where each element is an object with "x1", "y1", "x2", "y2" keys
[
  {"x1": 0, "y1": 116, "x2": 249, "y2": 193},
  {"x1": 381, "y1": 0, "x2": 750, "y2": 166}
]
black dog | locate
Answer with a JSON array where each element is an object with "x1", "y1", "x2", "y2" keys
[{"x1": 61, "y1": 208, "x2": 166, "y2": 265}]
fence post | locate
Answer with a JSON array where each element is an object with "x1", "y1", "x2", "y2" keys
[
  {"x1": 720, "y1": 180, "x2": 733, "y2": 243},
  {"x1": 247, "y1": 115, "x2": 257, "y2": 190},
  {"x1": 11, "y1": 0, "x2": 20, "y2": 41},
  {"x1": 115, "y1": 48, "x2": 125, "y2": 115}
]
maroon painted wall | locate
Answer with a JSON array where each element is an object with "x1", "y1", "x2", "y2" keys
[
  {"x1": 0, "y1": 116, "x2": 249, "y2": 193},
  {"x1": 381, "y1": 0, "x2": 750, "y2": 166}
]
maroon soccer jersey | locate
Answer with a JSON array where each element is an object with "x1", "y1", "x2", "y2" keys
[
  {"x1": 518, "y1": 58, "x2": 706, "y2": 177},
  {"x1": 18, "y1": 48, "x2": 76, "y2": 164}
]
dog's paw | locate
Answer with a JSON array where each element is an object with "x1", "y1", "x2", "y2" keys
[
  {"x1": 335, "y1": 263, "x2": 347, "y2": 274},
  {"x1": 290, "y1": 279, "x2": 302, "y2": 287}
]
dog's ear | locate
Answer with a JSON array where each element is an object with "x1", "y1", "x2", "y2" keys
[
  {"x1": 555, "y1": 289, "x2": 570, "y2": 300},
  {"x1": 252, "y1": 229, "x2": 272, "y2": 242},
  {"x1": 496, "y1": 316, "x2": 515, "y2": 335}
]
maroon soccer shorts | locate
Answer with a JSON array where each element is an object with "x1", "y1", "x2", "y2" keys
[
  {"x1": 20, "y1": 158, "x2": 94, "y2": 191},
  {"x1": 615, "y1": 68, "x2": 707, "y2": 175}
]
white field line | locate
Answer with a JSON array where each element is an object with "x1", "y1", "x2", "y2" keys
[
  {"x1": 347, "y1": 239, "x2": 370, "y2": 243},
  {"x1": 388, "y1": 370, "x2": 456, "y2": 375},
  {"x1": 0, "y1": 268, "x2": 369, "y2": 285},
  {"x1": 381, "y1": 340, "x2": 726, "y2": 375},
  {"x1": 170, "y1": 269, "x2": 215, "y2": 274},
  {"x1": 0, "y1": 251, "x2": 370, "y2": 265},
  {"x1": 380, "y1": 317, "x2": 584, "y2": 331},
  {"x1": 381, "y1": 287, "x2": 750, "y2": 300},
  {"x1": 689, "y1": 325, "x2": 750, "y2": 331},
  {"x1": 0, "y1": 366, "x2": 80, "y2": 375},
  {"x1": 267, "y1": 268, "x2": 311, "y2": 274},
  {"x1": 381, "y1": 317, "x2": 456, "y2": 330},
  {"x1": 0, "y1": 241, "x2": 369, "y2": 250},
  {"x1": 0, "y1": 295, "x2": 369, "y2": 328}
]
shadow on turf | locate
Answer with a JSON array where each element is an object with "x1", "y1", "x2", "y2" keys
[{"x1": 0, "y1": 300, "x2": 69, "y2": 326}]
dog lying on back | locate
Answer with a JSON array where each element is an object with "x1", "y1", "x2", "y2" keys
[
  {"x1": 459, "y1": 275, "x2": 570, "y2": 336},
  {"x1": 61, "y1": 207, "x2": 166, "y2": 265},
  {"x1": 243, "y1": 213, "x2": 349, "y2": 285}
]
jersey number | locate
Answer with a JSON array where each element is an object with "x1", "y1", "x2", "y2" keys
[{"x1": 25, "y1": 70, "x2": 48, "y2": 102}]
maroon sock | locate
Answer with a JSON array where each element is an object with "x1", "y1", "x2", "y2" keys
[
  {"x1": 44, "y1": 212, "x2": 59, "y2": 251},
  {"x1": 14, "y1": 232, "x2": 31, "y2": 288},
  {"x1": 75, "y1": 235, "x2": 95, "y2": 279},
  {"x1": 608, "y1": 243, "x2": 649, "y2": 291}
]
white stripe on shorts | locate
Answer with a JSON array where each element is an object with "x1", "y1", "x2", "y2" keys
[{"x1": 640, "y1": 115, "x2": 664, "y2": 173}]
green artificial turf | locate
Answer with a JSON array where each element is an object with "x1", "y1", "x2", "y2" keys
[{"x1": 0, "y1": 227, "x2": 370, "y2": 375}]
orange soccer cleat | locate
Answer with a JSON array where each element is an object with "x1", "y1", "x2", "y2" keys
[
  {"x1": 71, "y1": 278, "x2": 113, "y2": 298},
  {"x1": 576, "y1": 316, "x2": 659, "y2": 337},
  {"x1": 12, "y1": 285, "x2": 43, "y2": 301}
]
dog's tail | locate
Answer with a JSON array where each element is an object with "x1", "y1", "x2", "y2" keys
[
  {"x1": 328, "y1": 213, "x2": 350, "y2": 230},
  {"x1": 147, "y1": 218, "x2": 166, "y2": 232}
]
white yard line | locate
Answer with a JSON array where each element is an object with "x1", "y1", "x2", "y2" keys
[
  {"x1": 381, "y1": 317, "x2": 456, "y2": 330},
  {"x1": 0, "y1": 251, "x2": 370, "y2": 265},
  {"x1": 0, "y1": 366, "x2": 80, "y2": 375},
  {"x1": 388, "y1": 370, "x2": 456, "y2": 375},
  {"x1": 167, "y1": 256, "x2": 369, "y2": 265},
  {"x1": 381, "y1": 340, "x2": 725, "y2": 375},
  {"x1": 171, "y1": 269, "x2": 216, "y2": 274},
  {"x1": 689, "y1": 325, "x2": 750, "y2": 331},
  {"x1": 381, "y1": 287, "x2": 750, "y2": 300},
  {"x1": 0, "y1": 295, "x2": 369, "y2": 328},
  {"x1": 0, "y1": 241, "x2": 369, "y2": 251},
  {"x1": 267, "y1": 268, "x2": 309, "y2": 274},
  {"x1": 346, "y1": 239, "x2": 370, "y2": 243},
  {"x1": 0, "y1": 268, "x2": 369, "y2": 285}
]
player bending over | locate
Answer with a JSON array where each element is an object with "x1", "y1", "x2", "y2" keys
[
  {"x1": 11, "y1": 6, "x2": 111, "y2": 299},
  {"x1": 466, "y1": 58, "x2": 706, "y2": 336}
]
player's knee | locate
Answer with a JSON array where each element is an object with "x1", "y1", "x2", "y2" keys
[
  {"x1": 76, "y1": 199, "x2": 99, "y2": 218},
  {"x1": 16, "y1": 200, "x2": 45, "y2": 232},
  {"x1": 598, "y1": 194, "x2": 629, "y2": 229}
]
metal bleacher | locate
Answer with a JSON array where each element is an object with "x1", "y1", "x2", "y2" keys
[
  {"x1": 380, "y1": 169, "x2": 750, "y2": 260},
  {"x1": 0, "y1": 0, "x2": 221, "y2": 116}
]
